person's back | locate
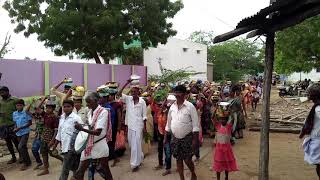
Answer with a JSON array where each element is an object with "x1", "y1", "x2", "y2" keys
[
  {"x1": 0, "y1": 95, "x2": 18, "y2": 126},
  {"x1": 311, "y1": 106, "x2": 320, "y2": 138}
]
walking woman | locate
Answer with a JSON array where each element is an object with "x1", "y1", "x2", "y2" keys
[{"x1": 300, "y1": 83, "x2": 320, "y2": 180}]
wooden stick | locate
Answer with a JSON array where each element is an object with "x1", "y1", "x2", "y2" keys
[
  {"x1": 282, "y1": 110, "x2": 306, "y2": 120},
  {"x1": 256, "y1": 118, "x2": 304, "y2": 125},
  {"x1": 249, "y1": 127, "x2": 300, "y2": 134},
  {"x1": 287, "y1": 112, "x2": 306, "y2": 122}
]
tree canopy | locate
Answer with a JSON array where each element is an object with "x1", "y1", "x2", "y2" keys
[
  {"x1": 187, "y1": 30, "x2": 215, "y2": 46},
  {"x1": 122, "y1": 47, "x2": 143, "y2": 65},
  {"x1": 187, "y1": 31, "x2": 263, "y2": 82},
  {"x1": 3, "y1": 0, "x2": 183, "y2": 64},
  {"x1": 275, "y1": 16, "x2": 320, "y2": 74},
  {"x1": 209, "y1": 39, "x2": 264, "y2": 82}
]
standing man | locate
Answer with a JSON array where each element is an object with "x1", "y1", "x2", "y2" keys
[
  {"x1": 117, "y1": 79, "x2": 147, "y2": 172},
  {"x1": 72, "y1": 92, "x2": 113, "y2": 180},
  {"x1": 165, "y1": 85, "x2": 199, "y2": 180},
  {"x1": 0, "y1": 86, "x2": 20, "y2": 164}
]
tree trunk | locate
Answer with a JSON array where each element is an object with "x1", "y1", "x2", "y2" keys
[
  {"x1": 258, "y1": 32, "x2": 274, "y2": 180},
  {"x1": 92, "y1": 51, "x2": 102, "y2": 64}
]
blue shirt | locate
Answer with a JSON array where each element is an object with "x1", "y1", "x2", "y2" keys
[
  {"x1": 13, "y1": 111, "x2": 32, "y2": 137},
  {"x1": 104, "y1": 103, "x2": 116, "y2": 126}
]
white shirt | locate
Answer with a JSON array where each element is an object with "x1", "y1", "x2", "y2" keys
[
  {"x1": 311, "y1": 106, "x2": 320, "y2": 138},
  {"x1": 122, "y1": 94, "x2": 147, "y2": 131},
  {"x1": 56, "y1": 112, "x2": 81, "y2": 153},
  {"x1": 165, "y1": 100, "x2": 200, "y2": 139},
  {"x1": 80, "y1": 105, "x2": 109, "y2": 161},
  {"x1": 87, "y1": 106, "x2": 108, "y2": 142}
]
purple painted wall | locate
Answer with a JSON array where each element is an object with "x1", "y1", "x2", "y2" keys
[
  {"x1": 115, "y1": 65, "x2": 132, "y2": 87},
  {"x1": 49, "y1": 62, "x2": 84, "y2": 91},
  {"x1": 134, "y1": 65, "x2": 147, "y2": 86},
  {"x1": 0, "y1": 60, "x2": 44, "y2": 97},
  {"x1": 0, "y1": 59, "x2": 147, "y2": 97},
  {"x1": 87, "y1": 64, "x2": 112, "y2": 91}
]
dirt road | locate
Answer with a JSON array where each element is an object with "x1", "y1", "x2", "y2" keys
[{"x1": 0, "y1": 130, "x2": 316, "y2": 180}]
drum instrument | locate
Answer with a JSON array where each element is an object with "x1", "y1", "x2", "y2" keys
[{"x1": 74, "y1": 125, "x2": 89, "y2": 154}]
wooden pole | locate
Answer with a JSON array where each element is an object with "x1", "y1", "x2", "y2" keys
[{"x1": 259, "y1": 32, "x2": 275, "y2": 180}]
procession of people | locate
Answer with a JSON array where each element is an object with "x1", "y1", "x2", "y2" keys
[{"x1": 0, "y1": 76, "x2": 273, "y2": 180}]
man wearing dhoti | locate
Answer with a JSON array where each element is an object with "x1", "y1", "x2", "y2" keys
[
  {"x1": 118, "y1": 78, "x2": 147, "y2": 172},
  {"x1": 72, "y1": 92, "x2": 113, "y2": 180}
]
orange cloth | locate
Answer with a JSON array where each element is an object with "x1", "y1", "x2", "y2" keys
[
  {"x1": 151, "y1": 102, "x2": 161, "y2": 124},
  {"x1": 157, "y1": 113, "x2": 167, "y2": 135}
]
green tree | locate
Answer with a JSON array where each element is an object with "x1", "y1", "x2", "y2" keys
[
  {"x1": 275, "y1": 16, "x2": 320, "y2": 74},
  {"x1": 3, "y1": 0, "x2": 183, "y2": 64},
  {"x1": 208, "y1": 39, "x2": 263, "y2": 82},
  {"x1": 122, "y1": 47, "x2": 143, "y2": 65},
  {"x1": 187, "y1": 30, "x2": 215, "y2": 46}
]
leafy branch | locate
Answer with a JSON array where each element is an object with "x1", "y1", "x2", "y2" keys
[
  {"x1": 149, "y1": 58, "x2": 205, "y2": 84},
  {"x1": 0, "y1": 33, "x2": 12, "y2": 58}
]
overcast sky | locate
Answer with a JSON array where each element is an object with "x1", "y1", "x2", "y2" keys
[{"x1": 0, "y1": 0, "x2": 269, "y2": 62}]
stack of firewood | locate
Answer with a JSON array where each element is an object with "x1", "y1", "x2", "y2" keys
[{"x1": 249, "y1": 98, "x2": 312, "y2": 134}]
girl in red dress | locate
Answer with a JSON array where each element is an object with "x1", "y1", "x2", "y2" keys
[{"x1": 212, "y1": 102, "x2": 238, "y2": 180}]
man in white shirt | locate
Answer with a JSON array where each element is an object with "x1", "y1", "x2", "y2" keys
[
  {"x1": 72, "y1": 92, "x2": 113, "y2": 180},
  {"x1": 118, "y1": 79, "x2": 147, "y2": 172},
  {"x1": 51, "y1": 100, "x2": 82, "y2": 180},
  {"x1": 165, "y1": 85, "x2": 199, "y2": 180}
]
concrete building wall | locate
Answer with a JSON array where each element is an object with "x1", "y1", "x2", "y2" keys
[
  {"x1": 144, "y1": 38, "x2": 207, "y2": 81},
  {"x1": 207, "y1": 63, "x2": 214, "y2": 82},
  {"x1": 287, "y1": 69, "x2": 320, "y2": 82}
]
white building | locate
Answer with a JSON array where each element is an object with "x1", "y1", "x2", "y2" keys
[
  {"x1": 287, "y1": 68, "x2": 320, "y2": 82},
  {"x1": 143, "y1": 38, "x2": 208, "y2": 81}
]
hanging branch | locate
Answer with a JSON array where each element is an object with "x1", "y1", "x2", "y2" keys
[{"x1": 0, "y1": 33, "x2": 12, "y2": 58}]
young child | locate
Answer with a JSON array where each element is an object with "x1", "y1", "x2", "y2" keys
[
  {"x1": 212, "y1": 102, "x2": 238, "y2": 180},
  {"x1": 153, "y1": 93, "x2": 173, "y2": 176},
  {"x1": 31, "y1": 98, "x2": 45, "y2": 170},
  {"x1": 13, "y1": 99, "x2": 32, "y2": 171},
  {"x1": 251, "y1": 88, "x2": 260, "y2": 112},
  {"x1": 53, "y1": 99, "x2": 82, "y2": 180},
  {"x1": 37, "y1": 97, "x2": 62, "y2": 176}
]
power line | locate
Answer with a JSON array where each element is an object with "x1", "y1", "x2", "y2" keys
[{"x1": 212, "y1": 14, "x2": 235, "y2": 29}]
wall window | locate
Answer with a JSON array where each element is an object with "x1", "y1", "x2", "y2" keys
[
  {"x1": 317, "y1": 68, "x2": 320, "y2": 73},
  {"x1": 196, "y1": 50, "x2": 201, "y2": 54},
  {"x1": 183, "y1": 48, "x2": 188, "y2": 52}
]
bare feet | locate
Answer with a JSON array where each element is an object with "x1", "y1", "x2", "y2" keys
[
  {"x1": 33, "y1": 163, "x2": 43, "y2": 170},
  {"x1": 153, "y1": 165, "x2": 163, "y2": 170},
  {"x1": 7, "y1": 158, "x2": 16, "y2": 164},
  {"x1": 194, "y1": 158, "x2": 200, "y2": 164},
  {"x1": 111, "y1": 158, "x2": 120, "y2": 167},
  {"x1": 132, "y1": 166, "x2": 139, "y2": 172},
  {"x1": 191, "y1": 173, "x2": 197, "y2": 180},
  {"x1": 162, "y1": 169, "x2": 171, "y2": 176},
  {"x1": 37, "y1": 169, "x2": 49, "y2": 176},
  {"x1": 20, "y1": 164, "x2": 30, "y2": 171}
]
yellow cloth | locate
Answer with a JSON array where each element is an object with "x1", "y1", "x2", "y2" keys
[{"x1": 146, "y1": 106, "x2": 154, "y2": 139}]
